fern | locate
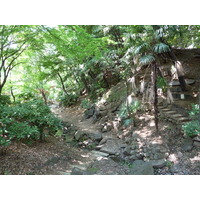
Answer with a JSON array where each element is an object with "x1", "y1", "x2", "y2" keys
[
  {"x1": 139, "y1": 54, "x2": 155, "y2": 65},
  {"x1": 134, "y1": 42, "x2": 149, "y2": 54},
  {"x1": 153, "y1": 43, "x2": 170, "y2": 53}
]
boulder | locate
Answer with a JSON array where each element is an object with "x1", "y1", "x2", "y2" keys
[
  {"x1": 84, "y1": 104, "x2": 96, "y2": 119},
  {"x1": 71, "y1": 167, "x2": 89, "y2": 175},
  {"x1": 193, "y1": 136, "x2": 200, "y2": 142},
  {"x1": 123, "y1": 146, "x2": 131, "y2": 156},
  {"x1": 181, "y1": 137, "x2": 193, "y2": 152},
  {"x1": 100, "y1": 139, "x2": 121, "y2": 155},
  {"x1": 90, "y1": 150, "x2": 109, "y2": 158},
  {"x1": 149, "y1": 159, "x2": 166, "y2": 168},
  {"x1": 89, "y1": 132, "x2": 103, "y2": 142},
  {"x1": 74, "y1": 130, "x2": 87, "y2": 141},
  {"x1": 101, "y1": 123, "x2": 113, "y2": 133},
  {"x1": 193, "y1": 141, "x2": 200, "y2": 147},
  {"x1": 129, "y1": 160, "x2": 154, "y2": 175}
]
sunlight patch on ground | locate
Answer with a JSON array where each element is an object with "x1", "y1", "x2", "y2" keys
[
  {"x1": 168, "y1": 154, "x2": 178, "y2": 164},
  {"x1": 190, "y1": 156, "x2": 200, "y2": 163},
  {"x1": 81, "y1": 154, "x2": 90, "y2": 158},
  {"x1": 149, "y1": 120, "x2": 155, "y2": 127}
]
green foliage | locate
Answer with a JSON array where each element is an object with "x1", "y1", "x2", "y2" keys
[
  {"x1": 0, "y1": 100, "x2": 62, "y2": 146},
  {"x1": 16, "y1": 92, "x2": 36, "y2": 102},
  {"x1": 157, "y1": 76, "x2": 168, "y2": 92},
  {"x1": 182, "y1": 104, "x2": 200, "y2": 137},
  {"x1": 80, "y1": 98, "x2": 91, "y2": 109},
  {"x1": 153, "y1": 43, "x2": 170, "y2": 53},
  {"x1": 0, "y1": 95, "x2": 11, "y2": 105},
  {"x1": 189, "y1": 104, "x2": 199, "y2": 119},
  {"x1": 139, "y1": 54, "x2": 155, "y2": 65},
  {"x1": 182, "y1": 121, "x2": 200, "y2": 137},
  {"x1": 118, "y1": 100, "x2": 140, "y2": 120},
  {"x1": 166, "y1": 160, "x2": 174, "y2": 168},
  {"x1": 59, "y1": 93, "x2": 79, "y2": 107}
]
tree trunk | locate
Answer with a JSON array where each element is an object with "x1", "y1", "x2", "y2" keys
[
  {"x1": 10, "y1": 87, "x2": 15, "y2": 103},
  {"x1": 40, "y1": 90, "x2": 48, "y2": 105},
  {"x1": 152, "y1": 62, "x2": 159, "y2": 134},
  {"x1": 57, "y1": 73, "x2": 68, "y2": 95},
  {"x1": 0, "y1": 86, "x2": 2, "y2": 95}
]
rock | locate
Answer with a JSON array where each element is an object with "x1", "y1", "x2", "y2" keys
[
  {"x1": 136, "y1": 153, "x2": 144, "y2": 160},
  {"x1": 82, "y1": 140, "x2": 90, "y2": 146},
  {"x1": 129, "y1": 155, "x2": 138, "y2": 161},
  {"x1": 193, "y1": 141, "x2": 200, "y2": 147},
  {"x1": 101, "y1": 123, "x2": 113, "y2": 133},
  {"x1": 88, "y1": 158, "x2": 128, "y2": 175},
  {"x1": 129, "y1": 160, "x2": 154, "y2": 175},
  {"x1": 71, "y1": 167, "x2": 89, "y2": 175},
  {"x1": 119, "y1": 143, "x2": 127, "y2": 148},
  {"x1": 99, "y1": 105, "x2": 106, "y2": 111},
  {"x1": 181, "y1": 137, "x2": 193, "y2": 152},
  {"x1": 89, "y1": 132, "x2": 103, "y2": 142},
  {"x1": 84, "y1": 105, "x2": 96, "y2": 119},
  {"x1": 131, "y1": 141, "x2": 138, "y2": 150},
  {"x1": 74, "y1": 130, "x2": 87, "y2": 141},
  {"x1": 99, "y1": 137, "x2": 109, "y2": 145},
  {"x1": 90, "y1": 150, "x2": 109, "y2": 158},
  {"x1": 123, "y1": 146, "x2": 131, "y2": 156},
  {"x1": 95, "y1": 144, "x2": 104, "y2": 150},
  {"x1": 143, "y1": 143, "x2": 169, "y2": 160},
  {"x1": 100, "y1": 139, "x2": 121, "y2": 155},
  {"x1": 149, "y1": 159, "x2": 166, "y2": 168},
  {"x1": 193, "y1": 136, "x2": 200, "y2": 142},
  {"x1": 99, "y1": 110, "x2": 108, "y2": 117},
  {"x1": 177, "y1": 151, "x2": 183, "y2": 158}
]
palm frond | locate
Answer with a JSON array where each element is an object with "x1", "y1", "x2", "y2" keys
[
  {"x1": 134, "y1": 42, "x2": 149, "y2": 54},
  {"x1": 153, "y1": 43, "x2": 170, "y2": 53},
  {"x1": 139, "y1": 54, "x2": 155, "y2": 65}
]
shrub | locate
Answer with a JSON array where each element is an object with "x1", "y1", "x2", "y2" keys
[
  {"x1": 60, "y1": 93, "x2": 79, "y2": 107},
  {"x1": 182, "y1": 120, "x2": 200, "y2": 137},
  {"x1": 0, "y1": 95, "x2": 11, "y2": 105},
  {"x1": 80, "y1": 98, "x2": 91, "y2": 109},
  {"x1": 182, "y1": 104, "x2": 200, "y2": 137},
  {"x1": 0, "y1": 100, "x2": 62, "y2": 145},
  {"x1": 16, "y1": 92, "x2": 37, "y2": 102},
  {"x1": 118, "y1": 100, "x2": 140, "y2": 120},
  {"x1": 189, "y1": 104, "x2": 199, "y2": 120}
]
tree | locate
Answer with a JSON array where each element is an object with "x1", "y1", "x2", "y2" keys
[{"x1": 0, "y1": 25, "x2": 40, "y2": 95}]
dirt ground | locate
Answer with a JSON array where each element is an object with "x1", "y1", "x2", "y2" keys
[{"x1": 0, "y1": 104, "x2": 199, "y2": 175}]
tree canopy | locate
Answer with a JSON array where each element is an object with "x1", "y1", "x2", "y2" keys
[{"x1": 0, "y1": 25, "x2": 200, "y2": 103}]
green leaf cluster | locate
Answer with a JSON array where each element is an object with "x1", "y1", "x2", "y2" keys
[
  {"x1": 182, "y1": 104, "x2": 200, "y2": 137},
  {"x1": 0, "y1": 100, "x2": 62, "y2": 146}
]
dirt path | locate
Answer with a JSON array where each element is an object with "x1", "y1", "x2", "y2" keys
[
  {"x1": 1, "y1": 104, "x2": 199, "y2": 175},
  {"x1": 0, "y1": 105, "x2": 120, "y2": 175}
]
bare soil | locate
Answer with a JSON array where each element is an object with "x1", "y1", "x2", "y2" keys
[{"x1": 0, "y1": 104, "x2": 199, "y2": 175}]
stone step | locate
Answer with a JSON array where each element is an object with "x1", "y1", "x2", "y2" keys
[
  {"x1": 163, "y1": 110, "x2": 177, "y2": 115},
  {"x1": 177, "y1": 117, "x2": 190, "y2": 122},
  {"x1": 170, "y1": 114, "x2": 184, "y2": 119},
  {"x1": 158, "y1": 106, "x2": 190, "y2": 124},
  {"x1": 90, "y1": 150, "x2": 109, "y2": 158},
  {"x1": 160, "y1": 108, "x2": 172, "y2": 112}
]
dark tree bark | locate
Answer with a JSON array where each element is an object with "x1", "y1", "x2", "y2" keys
[
  {"x1": 39, "y1": 89, "x2": 48, "y2": 105},
  {"x1": 152, "y1": 62, "x2": 159, "y2": 134},
  {"x1": 57, "y1": 72, "x2": 68, "y2": 95},
  {"x1": 10, "y1": 87, "x2": 15, "y2": 103}
]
